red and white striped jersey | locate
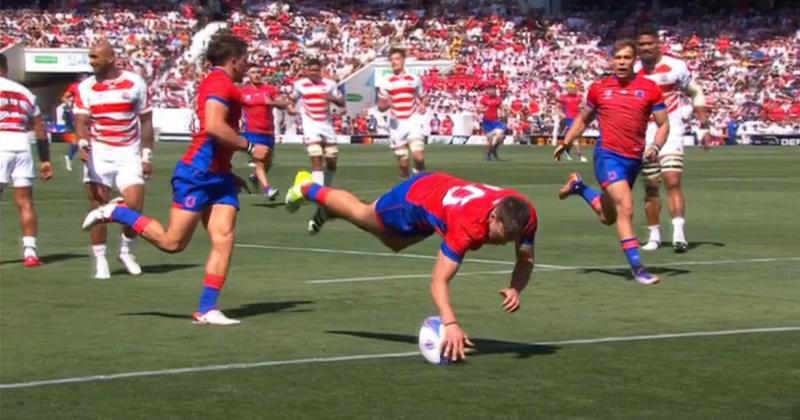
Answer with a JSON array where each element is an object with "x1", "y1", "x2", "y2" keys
[
  {"x1": 0, "y1": 76, "x2": 41, "y2": 152},
  {"x1": 378, "y1": 72, "x2": 425, "y2": 120},
  {"x1": 290, "y1": 77, "x2": 340, "y2": 123},
  {"x1": 73, "y1": 70, "x2": 150, "y2": 148},
  {"x1": 635, "y1": 55, "x2": 692, "y2": 116}
]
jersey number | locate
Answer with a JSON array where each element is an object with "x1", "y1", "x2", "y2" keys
[{"x1": 442, "y1": 184, "x2": 500, "y2": 207}]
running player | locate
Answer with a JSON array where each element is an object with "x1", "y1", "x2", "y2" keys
[
  {"x1": 377, "y1": 47, "x2": 427, "y2": 179},
  {"x1": 82, "y1": 33, "x2": 270, "y2": 325},
  {"x1": 240, "y1": 67, "x2": 288, "y2": 200},
  {"x1": 636, "y1": 28, "x2": 708, "y2": 253},
  {"x1": 60, "y1": 74, "x2": 86, "y2": 171},
  {"x1": 74, "y1": 41, "x2": 153, "y2": 279},
  {"x1": 288, "y1": 58, "x2": 345, "y2": 234},
  {"x1": 554, "y1": 38, "x2": 669, "y2": 285},
  {"x1": 556, "y1": 82, "x2": 587, "y2": 162},
  {"x1": 480, "y1": 85, "x2": 506, "y2": 161},
  {"x1": 0, "y1": 53, "x2": 53, "y2": 267},
  {"x1": 285, "y1": 170, "x2": 537, "y2": 362}
]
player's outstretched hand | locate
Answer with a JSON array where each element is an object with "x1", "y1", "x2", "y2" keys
[
  {"x1": 499, "y1": 287, "x2": 521, "y2": 313},
  {"x1": 142, "y1": 161, "x2": 153, "y2": 178},
  {"x1": 553, "y1": 143, "x2": 570, "y2": 162},
  {"x1": 250, "y1": 144, "x2": 271, "y2": 162},
  {"x1": 643, "y1": 146, "x2": 659, "y2": 162},
  {"x1": 442, "y1": 323, "x2": 474, "y2": 362},
  {"x1": 39, "y1": 162, "x2": 53, "y2": 181}
]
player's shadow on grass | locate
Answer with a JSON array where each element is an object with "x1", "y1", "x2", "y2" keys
[
  {"x1": 686, "y1": 241, "x2": 726, "y2": 251},
  {"x1": 579, "y1": 266, "x2": 690, "y2": 279},
  {"x1": 117, "y1": 300, "x2": 313, "y2": 320},
  {"x1": 327, "y1": 331, "x2": 559, "y2": 359},
  {"x1": 0, "y1": 252, "x2": 84, "y2": 265},
  {"x1": 111, "y1": 263, "x2": 199, "y2": 275},
  {"x1": 251, "y1": 203, "x2": 286, "y2": 209}
]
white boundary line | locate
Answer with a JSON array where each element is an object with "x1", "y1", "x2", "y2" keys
[
  {"x1": 235, "y1": 243, "x2": 572, "y2": 268},
  {"x1": 2, "y1": 326, "x2": 797, "y2": 390},
  {"x1": 303, "y1": 256, "x2": 800, "y2": 284}
]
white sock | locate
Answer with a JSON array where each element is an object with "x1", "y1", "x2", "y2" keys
[
  {"x1": 647, "y1": 225, "x2": 661, "y2": 243},
  {"x1": 672, "y1": 217, "x2": 686, "y2": 243},
  {"x1": 323, "y1": 169, "x2": 335, "y2": 186},
  {"x1": 22, "y1": 236, "x2": 37, "y2": 258},
  {"x1": 311, "y1": 170, "x2": 324, "y2": 186},
  {"x1": 120, "y1": 233, "x2": 136, "y2": 256},
  {"x1": 92, "y1": 244, "x2": 107, "y2": 259}
]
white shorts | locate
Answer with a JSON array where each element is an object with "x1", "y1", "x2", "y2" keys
[
  {"x1": 0, "y1": 150, "x2": 35, "y2": 188},
  {"x1": 83, "y1": 148, "x2": 144, "y2": 192},
  {"x1": 646, "y1": 114, "x2": 685, "y2": 156},
  {"x1": 302, "y1": 119, "x2": 337, "y2": 145},
  {"x1": 389, "y1": 114, "x2": 425, "y2": 149}
]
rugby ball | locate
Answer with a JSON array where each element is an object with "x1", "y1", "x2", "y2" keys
[{"x1": 418, "y1": 316, "x2": 450, "y2": 365}]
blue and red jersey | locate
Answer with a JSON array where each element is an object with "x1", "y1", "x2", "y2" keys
[
  {"x1": 379, "y1": 173, "x2": 538, "y2": 262},
  {"x1": 480, "y1": 95, "x2": 503, "y2": 121},
  {"x1": 240, "y1": 83, "x2": 279, "y2": 134},
  {"x1": 558, "y1": 93, "x2": 581, "y2": 119},
  {"x1": 183, "y1": 68, "x2": 243, "y2": 174},
  {"x1": 586, "y1": 75, "x2": 665, "y2": 159}
]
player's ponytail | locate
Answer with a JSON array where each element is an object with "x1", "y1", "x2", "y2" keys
[{"x1": 495, "y1": 196, "x2": 531, "y2": 239}]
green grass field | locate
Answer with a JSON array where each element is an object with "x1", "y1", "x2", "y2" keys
[{"x1": 1, "y1": 144, "x2": 798, "y2": 420}]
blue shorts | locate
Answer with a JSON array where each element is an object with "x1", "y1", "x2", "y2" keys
[
  {"x1": 593, "y1": 148, "x2": 642, "y2": 189},
  {"x1": 171, "y1": 162, "x2": 239, "y2": 212},
  {"x1": 482, "y1": 120, "x2": 506, "y2": 134},
  {"x1": 242, "y1": 132, "x2": 275, "y2": 149},
  {"x1": 374, "y1": 173, "x2": 436, "y2": 237},
  {"x1": 564, "y1": 118, "x2": 575, "y2": 129}
]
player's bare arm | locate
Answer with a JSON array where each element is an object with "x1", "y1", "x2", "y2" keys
[
  {"x1": 139, "y1": 110, "x2": 154, "y2": 176},
  {"x1": 31, "y1": 114, "x2": 53, "y2": 180},
  {"x1": 555, "y1": 107, "x2": 595, "y2": 161},
  {"x1": 205, "y1": 100, "x2": 269, "y2": 161},
  {"x1": 500, "y1": 243, "x2": 534, "y2": 313},
  {"x1": 645, "y1": 109, "x2": 670, "y2": 161},
  {"x1": 74, "y1": 113, "x2": 91, "y2": 161},
  {"x1": 267, "y1": 94, "x2": 290, "y2": 110},
  {"x1": 430, "y1": 250, "x2": 474, "y2": 361},
  {"x1": 328, "y1": 92, "x2": 346, "y2": 108}
]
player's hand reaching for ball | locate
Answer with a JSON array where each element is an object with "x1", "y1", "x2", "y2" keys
[
  {"x1": 643, "y1": 145, "x2": 661, "y2": 162},
  {"x1": 442, "y1": 322, "x2": 474, "y2": 362},
  {"x1": 498, "y1": 287, "x2": 521, "y2": 313}
]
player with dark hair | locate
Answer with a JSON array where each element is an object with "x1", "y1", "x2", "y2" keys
[
  {"x1": 479, "y1": 85, "x2": 506, "y2": 161},
  {"x1": 285, "y1": 170, "x2": 538, "y2": 362},
  {"x1": 554, "y1": 38, "x2": 670, "y2": 285},
  {"x1": 82, "y1": 33, "x2": 270, "y2": 325},
  {"x1": 635, "y1": 27, "x2": 708, "y2": 253},
  {"x1": 288, "y1": 57, "x2": 345, "y2": 235},
  {"x1": 0, "y1": 52, "x2": 54, "y2": 267}
]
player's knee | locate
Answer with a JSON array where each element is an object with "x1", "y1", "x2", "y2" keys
[
  {"x1": 409, "y1": 139, "x2": 425, "y2": 153},
  {"x1": 616, "y1": 202, "x2": 634, "y2": 219},
  {"x1": 323, "y1": 145, "x2": 338, "y2": 159},
  {"x1": 306, "y1": 143, "x2": 323, "y2": 157},
  {"x1": 162, "y1": 240, "x2": 188, "y2": 254},
  {"x1": 394, "y1": 147, "x2": 409, "y2": 158}
]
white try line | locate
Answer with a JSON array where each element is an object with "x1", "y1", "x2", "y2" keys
[
  {"x1": 304, "y1": 256, "x2": 800, "y2": 284},
  {"x1": 234, "y1": 243, "x2": 571, "y2": 268},
  {"x1": 2, "y1": 326, "x2": 797, "y2": 390}
]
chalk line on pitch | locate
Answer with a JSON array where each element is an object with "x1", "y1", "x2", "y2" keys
[{"x1": 2, "y1": 326, "x2": 798, "y2": 390}]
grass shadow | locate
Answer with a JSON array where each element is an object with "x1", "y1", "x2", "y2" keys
[
  {"x1": 111, "y1": 263, "x2": 199, "y2": 276},
  {"x1": 327, "y1": 330, "x2": 559, "y2": 359},
  {"x1": 0, "y1": 252, "x2": 85, "y2": 266},
  {"x1": 686, "y1": 241, "x2": 726, "y2": 251},
  {"x1": 251, "y1": 203, "x2": 286, "y2": 209},
  {"x1": 117, "y1": 300, "x2": 313, "y2": 320},
  {"x1": 579, "y1": 266, "x2": 691, "y2": 279}
]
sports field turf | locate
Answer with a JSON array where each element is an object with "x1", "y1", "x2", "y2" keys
[{"x1": 1, "y1": 144, "x2": 798, "y2": 419}]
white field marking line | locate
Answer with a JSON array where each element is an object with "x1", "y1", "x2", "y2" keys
[
  {"x1": 304, "y1": 256, "x2": 800, "y2": 284},
  {"x1": 234, "y1": 243, "x2": 572, "y2": 269},
  {"x1": 2, "y1": 326, "x2": 798, "y2": 390}
]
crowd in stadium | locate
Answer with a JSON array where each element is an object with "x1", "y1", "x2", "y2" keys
[{"x1": 2, "y1": 0, "x2": 798, "y2": 137}]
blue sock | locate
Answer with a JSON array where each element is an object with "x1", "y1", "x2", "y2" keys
[
  {"x1": 111, "y1": 206, "x2": 143, "y2": 226},
  {"x1": 302, "y1": 183, "x2": 330, "y2": 204},
  {"x1": 198, "y1": 287, "x2": 220, "y2": 313},
  {"x1": 67, "y1": 143, "x2": 78, "y2": 160},
  {"x1": 621, "y1": 237, "x2": 643, "y2": 269}
]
